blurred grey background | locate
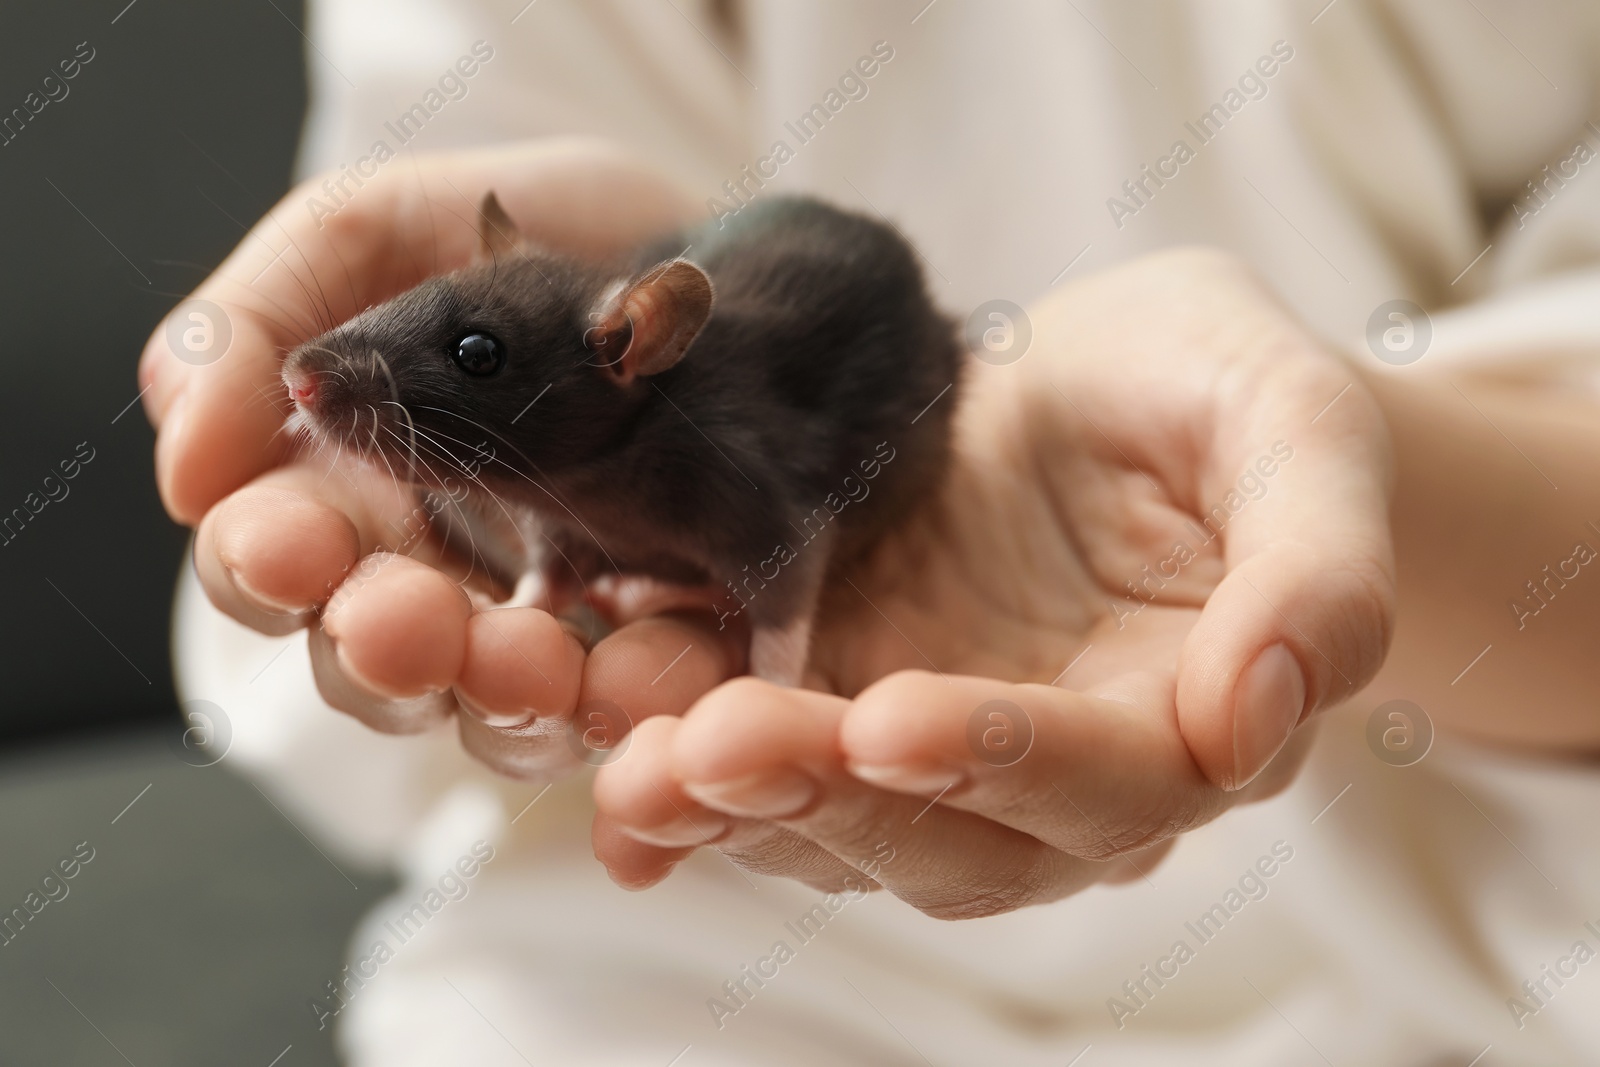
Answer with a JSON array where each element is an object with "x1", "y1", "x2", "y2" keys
[{"x1": 0, "y1": 2, "x2": 392, "y2": 1062}]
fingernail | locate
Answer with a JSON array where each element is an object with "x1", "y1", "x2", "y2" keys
[
  {"x1": 683, "y1": 768, "x2": 815, "y2": 818},
  {"x1": 847, "y1": 762, "x2": 964, "y2": 795},
  {"x1": 139, "y1": 364, "x2": 170, "y2": 427},
  {"x1": 456, "y1": 691, "x2": 537, "y2": 729},
  {"x1": 623, "y1": 811, "x2": 729, "y2": 848},
  {"x1": 609, "y1": 861, "x2": 679, "y2": 892},
  {"x1": 1230, "y1": 643, "x2": 1306, "y2": 790},
  {"x1": 160, "y1": 388, "x2": 190, "y2": 439},
  {"x1": 154, "y1": 393, "x2": 190, "y2": 502},
  {"x1": 225, "y1": 564, "x2": 314, "y2": 615},
  {"x1": 330, "y1": 637, "x2": 441, "y2": 702}
]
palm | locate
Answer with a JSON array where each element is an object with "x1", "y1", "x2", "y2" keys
[
  {"x1": 811, "y1": 352, "x2": 1222, "y2": 707},
  {"x1": 156, "y1": 165, "x2": 1398, "y2": 907}
]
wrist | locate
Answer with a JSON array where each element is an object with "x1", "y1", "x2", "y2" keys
[{"x1": 1359, "y1": 364, "x2": 1600, "y2": 750}]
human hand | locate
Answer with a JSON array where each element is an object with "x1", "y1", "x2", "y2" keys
[
  {"x1": 144, "y1": 139, "x2": 751, "y2": 776},
  {"x1": 591, "y1": 248, "x2": 1398, "y2": 914}
]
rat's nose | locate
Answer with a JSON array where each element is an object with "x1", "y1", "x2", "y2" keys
[{"x1": 284, "y1": 368, "x2": 317, "y2": 406}]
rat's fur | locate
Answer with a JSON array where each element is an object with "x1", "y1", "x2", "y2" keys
[{"x1": 283, "y1": 195, "x2": 962, "y2": 683}]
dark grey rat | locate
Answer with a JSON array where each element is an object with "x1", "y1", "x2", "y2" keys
[{"x1": 282, "y1": 192, "x2": 963, "y2": 685}]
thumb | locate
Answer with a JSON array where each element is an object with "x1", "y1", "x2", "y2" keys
[{"x1": 1176, "y1": 384, "x2": 1397, "y2": 790}]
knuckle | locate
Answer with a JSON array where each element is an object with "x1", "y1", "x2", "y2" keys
[
  {"x1": 1340, "y1": 560, "x2": 1397, "y2": 652},
  {"x1": 917, "y1": 891, "x2": 1025, "y2": 921},
  {"x1": 306, "y1": 619, "x2": 453, "y2": 733},
  {"x1": 1294, "y1": 553, "x2": 1397, "y2": 703},
  {"x1": 694, "y1": 676, "x2": 779, "y2": 722},
  {"x1": 718, "y1": 825, "x2": 826, "y2": 878},
  {"x1": 853, "y1": 669, "x2": 945, "y2": 719},
  {"x1": 1071, "y1": 815, "x2": 1180, "y2": 860},
  {"x1": 802, "y1": 870, "x2": 882, "y2": 896},
  {"x1": 1345, "y1": 554, "x2": 1399, "y2": 632},
  {"x1": 906, "y1": 846, "x2": 1066, "y2": 921},
  {"x1": 1061, "y1": 777, "x2": 1210, "y2": 860},
  {"x1": 913, "y1": 869, "x2": 1048, "y2": 921}
]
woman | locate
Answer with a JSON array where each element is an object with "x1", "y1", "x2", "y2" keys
[{"x1": 149, "y1": 2, "x2": 1600, "y2": 1062}]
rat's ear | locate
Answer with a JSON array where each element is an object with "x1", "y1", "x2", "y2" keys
[
  {"x1": 585, "y1": 260, "x2": 714, "y2": 384},
  {"x1": 477, "y1": 191, "x2": 523, "y2": 261}
]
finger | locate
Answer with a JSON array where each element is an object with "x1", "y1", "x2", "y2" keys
[
  {"x1": 142, "y1": 139, "x2": 695, "y2": 525},
  {"x1": 1038, "y1": 250, "x2": 1397, "y2": 792},
  {"x1": 594, "y1": 717, "x2": 731, "y2": 847},
  {"x1": 456, "y1": 714, "x2": 576, "y2": 781},
  {"x1": 1101, "y1": 838, "x2": 1177, "y2": 885},
  {"x1": 578, "y1": 612, "x2": 744, "y2": 734},
  {"x1": 453, "y1": 608, "x2": 584, "y2": 779},
  {"x1": 196, "y1": 484, "x2": 359, "y2": 635},
  {"x1": 1236, "y1": 720, "x2": 1319, "y2": 804},
  {"x1": 461, "y1": 611, "x2": 738, "y2": 781},
  {"x1": 1180, "y1": 363, "x2": 1396, "y2": 791},
  {"x1": 457, "y1": 608, "x2": 585, "y2": 726},
  {"x1": 587, "y1": 615, "x2": 839, "y2": 886},
  {"x1": 593, "y1": 712, "x2": 863, "y2": 891},
  {"x1": 313, "y1": 553, "x2": 471, "y2": 732},
  {"x1": 591, "y1": 812, "x2": 691, "y2": 891},
  {"x1": 194, "y1": 461, "x2": 439, "y2": 633},
  {"x1": 836, "y1": 671, "x2": 1222, "y2": 860},
  {"x1": 308, "y1": 627, "x2": 456, "y2": 735},
  {"x1": 144, "y1": 194, "x2": 385, "y2": 524},
  {"x1": 670, "y1": 680, "x2": 1105, "y2": 919},
  {"x1": 194, "y1": 506, "x2": 327, "y2": 638}
]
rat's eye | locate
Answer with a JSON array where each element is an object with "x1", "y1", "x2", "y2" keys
[{"x1": 453, "y1": 332, "x2": 504, "y2": 376}]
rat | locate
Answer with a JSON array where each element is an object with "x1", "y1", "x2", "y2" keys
[{"x1": 281, "y1": 191, "x2": 963, "y2": 685}]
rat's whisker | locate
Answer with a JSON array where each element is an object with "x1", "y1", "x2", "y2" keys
[
  {"x1": 406, "y1": 429, "x2": 570, "y2": 603},
  {"x1": 411, "y1": 408, "x2": 623, "y2": 578},
  {"x1": 404, "y1": 423, "x2": 513, "y2": 513},
  {"x1": 369, "y1": 351, "x2": 422, "y2": 483},
  {"x1": 308, "y1": 428, "x2": 339, "y2": 483},
  {"x1": 380, "y1": 400, "x2": 422, "y2": 483},
  {"x1": 399, "y1": 431, "x2": 495, "y2": 588},
  {"x1": 405, "y1": 428, "x2": 523, "y2": 581},
  {"x1": 395, "y1": 201, "x2": 441, "y2": 299},
  {"x1": 370, "y1": 350, "x2": 402, "y2": 406},
  {"x1": 420, "y1": 187, "x2": 443, "y2": 278},
  {"x1": 381, "y1": 434, "x2": 465, "y2": 562},
  {"x1": 381, "y1": 424, "x2": 424, "y2": 474},
  {"x1": 316, "y1": 227, "x2": 362, "y2": 334},
  {"x1": 371, "y1": 425, "x2": 412, "y2": 518},
  {"x1": 406, "y1": 424, "x2": 490, "y2": 479},
  {"x1": 243, "y1": 300, "x2": 323, "y2": 345},
  {"x1": 266, "y1": 418, "x2": 298, "y2": 449},
  {"x1": 296, "y1": 348, "x2": 352, "y2": 385},
  {"x1": 409, "y1": 430, "x2": 523, "y2": 531},
  {"x1": 409, "y1": 424, "x2": 619, "y2": 607},
  {"x1": 241, "y1": 247, "x2": 334, "y2": 337},
  {"x1": 262, "y1": 225, "x2": 341, "y2": 335},
  {"x1": 366, "y1": 404, "x2": 388, "y2": 471},
  {"x1": 382, "y1": 424, "x2": 432, "y2": 484},
  {"x1": 241, "y1": 382, "x2": 287, "y2": 417},
  {"x1": 190, "y1": 207, "x2": 328, "y2": 340}
]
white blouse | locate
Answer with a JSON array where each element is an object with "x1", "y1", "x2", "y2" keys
[{"x1": 179, "y1": 2, "x2": 1600, "y2": 1063}]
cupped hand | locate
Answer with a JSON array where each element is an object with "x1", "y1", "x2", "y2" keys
[
  {"x1": 147, "y1": 139, "x2": 751, "y2": 776},
  {"x1": 591, "y1": 247, "x2": 1398, "y2": 914}
]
